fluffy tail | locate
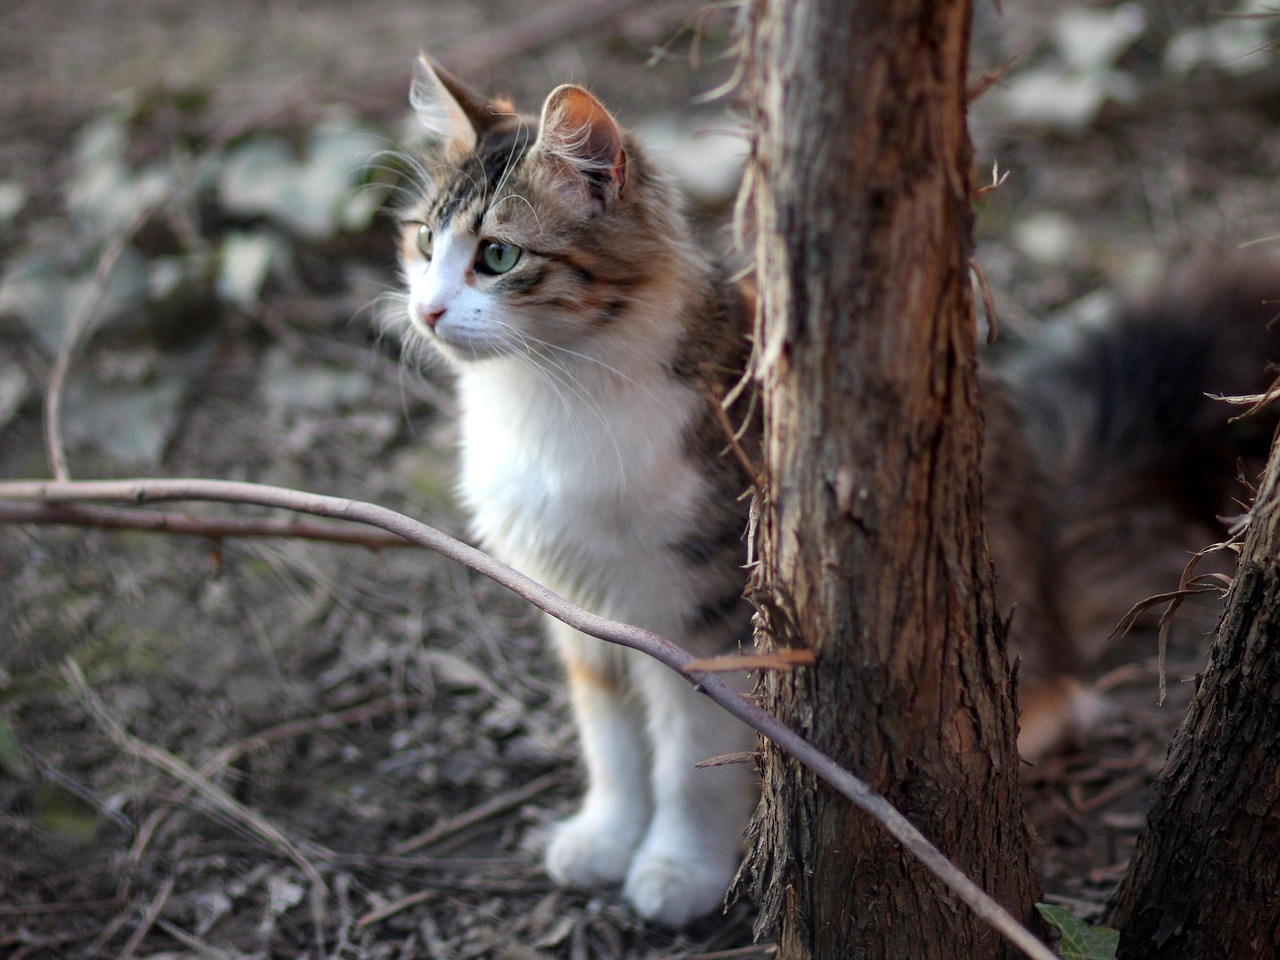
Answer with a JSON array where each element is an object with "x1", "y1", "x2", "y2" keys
[{"x1": 1010, "y1": 258, "x2": 1280, "y2": 665}]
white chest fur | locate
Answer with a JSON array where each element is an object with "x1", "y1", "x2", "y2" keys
[{"x1": 454, "y1": 342, "x2": 707, "y2": 627}]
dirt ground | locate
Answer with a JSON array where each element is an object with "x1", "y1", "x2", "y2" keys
[{"x1": 1, "y1": 1, "x2": 1279, "y2": 958}]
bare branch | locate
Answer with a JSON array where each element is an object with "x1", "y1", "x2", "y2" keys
[
  {"x1": 44, "y1": 218, "x2": 150, "y2": 481},
  {"x1": 61, "y1": 657, "x2": 327, "y2": 893},
  {"x1": 3, "y1": 477, "x2": 1054, "y2": 960},
  {"x1": 40, "y1": 99, "x2": 326, "y2": 481},
  {"x1": 0, "y1": 501, "x2": 419, "y2": 550}
]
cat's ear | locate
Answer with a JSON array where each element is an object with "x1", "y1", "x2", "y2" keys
[
  {"x1": 410, "y1": 55, "x2": 495, "y2": 152},
  {"x1": 535, "y1": 84, "x2": 627, "y2": 214}
]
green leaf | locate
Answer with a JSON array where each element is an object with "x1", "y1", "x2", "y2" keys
[
  {"x1": 0, "y1": 246, "x2": 151, "y2": 353},
  {"x1": 67, "y1": 112, "x2": 175, "y2": 237},
  {"x1": 1037, "y1": 903, "x2": 1120, "y2": 960},
  {"x1": 218, "y1": 121, "x2": 383, "y2": 240},
  {"x1": 217, "y1": 230, "x2": 283, "y2": 307}
]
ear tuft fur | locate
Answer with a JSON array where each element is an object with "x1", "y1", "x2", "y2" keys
[{"x1": 410, "y1": 55, "x2": 502, "y2": 152}]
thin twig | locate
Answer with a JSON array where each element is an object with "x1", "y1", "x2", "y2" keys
[
  {"x1": 1155, "y1": 541, "x2": 1236, "y2": 705},
  {"x1": 40, "y1": 89, "x2": 344, "y2": 482},
  {"x1": 966, "y1": 55, "x2": 1019, "y2": 103},
  {"x1": 198, "y1": 694, "x2": 434, "y2": 781},
  {"x1": 4, "y1": 476, "x2": 1055, "y2": 960},
  {"x1": 711, "y1": 389, "x2": 764, "y2": 486},
  {"x1": 153, "y1": 918, "x2": 233, "y2": 960},
  {"x1": 0, "y1": 501, "x2": 419, "y2": 549},
  {"x1": 1101, "y1": 537, "x2": 1236, "y2": 705},
  {"x1": 390, "y1": 771, "x2": 566, "y2": 856},
  {"x1": 115, "y1": 875, "x2": 176, "y2": 960},
  {"x1": 44, "y1": 217, "x2": 149, "y2": 480},
  {"x1": 687, "y1": 946, "x2": 777, "y2": 960},
  {"x1": 0, "y1": 899, "x2": 122, "y2": 917},
  {"x1": 21, "y1": 746, "x2": 135, "y2": 834},
  {"x1": 60, "y1": 657, "x2": 327, "y2": 893},
  {"x1": 357, "y1": 888, "x2": 437, "y2": 928}
]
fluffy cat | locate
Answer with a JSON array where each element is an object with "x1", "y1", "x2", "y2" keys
[
  {"x1": 393, "y1": 58, "x2": 1278, "y2": 926},
  {"x1": 397, "y1": 59, "x2": 758, "y2": 927}
]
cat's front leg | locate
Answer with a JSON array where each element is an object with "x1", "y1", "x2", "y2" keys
[
  {"x1": 545, "y1": 622, "x2": 653, "y2": 888},
  {"x1": 623, "y1": 657, "x2": 758, "y2": 927}
]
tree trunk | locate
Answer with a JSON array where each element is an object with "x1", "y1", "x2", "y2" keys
[
  {"x1": 1108, "y1": 432, "x2": 1280, "y2": 958},
  {"x1": 741, "y1": 1, "x2": 1039, "y2": 958}
]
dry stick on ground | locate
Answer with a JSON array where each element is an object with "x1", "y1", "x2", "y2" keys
[
  {"x1": 114, "y1": 874, "x2": 175, "y2": 960},
  {"x1": 2, "y1": 477, "x2": 1056, "y2": 960},
  {"x1": 390, "y1": 770, "x2": 567, "y2": 856},
  {"x1": 199, "y1": 694, "x2": 436, "y2": 781},
  {"x1": 60, "y1": 658, "x2": 327, "y2": 894}
]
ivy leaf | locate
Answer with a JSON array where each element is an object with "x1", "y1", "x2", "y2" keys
[
  {"x1": 1037, "y1": 903, "x2": 1120, "y2": 960},
  {"x1": 217, "y1": 230, "x2": 283, "y2": 308},
  {"x1": 218, "y1": 121, "x2": 382, "y2": 240},
  {"x1": 0, "y1": 247, "x2": 151, "y2": 353},
  {"x1": 66, "y1": 112, "x2": 175, "y2": 237}
]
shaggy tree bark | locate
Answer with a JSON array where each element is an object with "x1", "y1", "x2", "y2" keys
[
  {"x1": 1108, "y1": 431, "x2": 1280, "y2": 958},
  {"x1": 741, "y1": 1, "x2": 1040, "y2": 958}
]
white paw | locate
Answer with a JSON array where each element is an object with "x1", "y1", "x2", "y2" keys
[
  {"x1": 544, "y1": 810, "x2": 643, "y2": 889},
  {"x1": 622, "y1": 849, "x2": 737, "y2": 927}
]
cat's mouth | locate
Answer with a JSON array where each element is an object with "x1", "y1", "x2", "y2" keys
[{"x1": 418, "y1": 321, "x2": 513, "y2": 363}]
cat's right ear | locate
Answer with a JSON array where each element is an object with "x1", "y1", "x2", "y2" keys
[
  {"x1": 410, "y1": 56, "x2": 490, "y2": 153},
  {"x1": 535, "y1": 84, "x2": 627, "y2": 215}
]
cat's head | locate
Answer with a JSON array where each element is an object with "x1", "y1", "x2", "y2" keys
[{"x1": 396, "y1": 58, "x2": 685, "y2": 367}]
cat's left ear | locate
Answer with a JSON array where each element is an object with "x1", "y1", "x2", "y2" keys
[
  {"x1": 535, "y1": 84, "x2": 627, "y2": 214},
  {"x1": 410, "y1": 55, "x2": 497, "y2": 153}
]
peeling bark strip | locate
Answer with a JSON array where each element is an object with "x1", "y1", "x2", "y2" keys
[
  {"x1": 741, "y1": 1, "x2": 1040, "y2": 957},
  {"x1": 1109, "y1": 435, "x2": 1280, "y2": 958}
]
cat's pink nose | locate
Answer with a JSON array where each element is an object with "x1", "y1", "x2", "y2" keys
[{"x1": 418, "y1": 304, "x2": 446, "y2": 331}]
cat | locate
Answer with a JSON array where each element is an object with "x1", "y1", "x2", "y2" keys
[
  {"x1": 396, "y1": 58, "x2": 759, "y2": 927},
  {"x1": 392, "y1": 57, "x2": 1278, "y2": 926}
]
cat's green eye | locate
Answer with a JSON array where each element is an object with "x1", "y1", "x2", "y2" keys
[
  {"x1": 477, "y1": 240, "x2": 522, "y2": 275},
  {"x1": 416, "y1": 224, "x2": 433, "y2": 259}
]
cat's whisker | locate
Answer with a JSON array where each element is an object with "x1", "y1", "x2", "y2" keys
[
  {"x1": 489, "y1": 191, "x2": 543, "y2": 236},
  {"x1": 366, "y1": 147, "x2": 438, "y2": 200},
  {"x1": 520, "y1": 348, "x2": 627, "y2": 471},
  {"x1": 490, "y1": 115, "x2": 532, "y2": 210},
  {"x1": 489, "y1": 321, "x2": 597, "y2": 441}
]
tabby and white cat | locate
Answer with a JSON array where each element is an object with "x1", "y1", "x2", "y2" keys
[
  {"x1": 397, "y1": 59, "x2": 758, "y2": 927},
  {"x1": 393, "y1": 58, "x2": 1277, "y2": 926}
]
